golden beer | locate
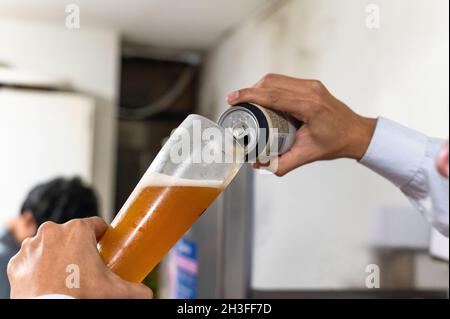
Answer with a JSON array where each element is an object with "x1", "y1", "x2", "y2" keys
[
  {"x1": 98, "y1": 173, "x2": 223, "y2": 283},
  {"x1": 98, "y1": 114, "x2": 244, "y2": 283}
]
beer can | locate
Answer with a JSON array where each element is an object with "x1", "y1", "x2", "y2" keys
[{"x1": 217, "y1": 103, "x2": 302, "y2": 161}]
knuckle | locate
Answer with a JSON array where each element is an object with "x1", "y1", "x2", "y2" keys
[
  {"x1": 20, "y1": 237, "x2": 32, "y2": 247},
  {"x1": 259, "y1": 73, "x2": 277, "y2": 87},
  {"x1": 237, "y1": 88, "x2": 250, "y2": 99},
  {"x1": 66, "y1": 218, "x2": 91, "y2": 236},
  {"x1": 238, "y1": 88, "x2": 258, "y2": 103},
  {"x1": 91, "y1": 216, "x2": 107, "y2": 229},
  {"x1": 7, "y1": 257, "x2": 16, "y2": 279},
  {"x1": 66, "y1": 218, "x2": 86, "y2": 229},
  {"x1": 37, "y1": 221, "x2": 57, "y2": 236},
  {"x1": 309, "y1": 80, "x2": 325, "y2": 94},
  {"x1": 7, "y1": 251, "x2": 22, "y2": 280},
  {"x1": 309, "y1": 79, "x2": 323, "y2": 88},
  {"x1": 89, "y1": 216, "x2": 103, "y2": 223}
]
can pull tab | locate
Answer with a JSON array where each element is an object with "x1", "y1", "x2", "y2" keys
[
  {"x1": 232, "y1": 124, "x2": 251, "y2": 147},
  {"x1": 231, "y1": 124, "x2": 251, "y2": 162},
  {"x1": 232, "y1": 124, "x2": 248, "y2": 139}
]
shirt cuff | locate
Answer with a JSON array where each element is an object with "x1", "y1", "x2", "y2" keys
[{"x1": 359, "y1": 117, "x2": 429, "y2": 189}]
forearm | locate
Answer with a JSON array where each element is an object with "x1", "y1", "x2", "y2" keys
[{"x1": 360, "y1": 117, "x2": 449, "y2": 236}]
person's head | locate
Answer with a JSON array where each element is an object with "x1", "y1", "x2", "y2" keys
[{"x1": 12, "y1": 177, "x2": 99, "y2": 243}]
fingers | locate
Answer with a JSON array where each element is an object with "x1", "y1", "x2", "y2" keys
[
  {"x1": 253, "y1": 73, "x2": 314, "y2": 94},
  {"x1": 227, "y1": 87, "x2": 311, "y2": 119},
  {"x1": 274, "y1": 149, "x2": 309, "y2": 176},
  {"x1": 252, "y1": 161, "x2": 268, "y2": 169},
  {"x1": 436, "y1": 141, "x2": 449, "y2": 178},
  {"x1": 126, "y1": 283, "x2": 154, "y2": 299},
  {"x1": 80, "y1": 217, "x2": 109, "y2": 241},
  {"x1": 106, "y1": 270, "x2": 154, "y2": 299},
  {"x1": 252, "y1": 148, "x2": 312, "y2": 177},
  {"x1": 254, "y1": 75, "x2": 330, "y2": 101}
]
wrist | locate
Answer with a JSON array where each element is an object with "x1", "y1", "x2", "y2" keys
[{"x1": 348, "y1": 116, "x2": 377, "y2": 160}]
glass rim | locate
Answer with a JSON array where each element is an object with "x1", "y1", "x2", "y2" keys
[{"x1": 184, "y1": 114, "x2": 223, "y2": 130}]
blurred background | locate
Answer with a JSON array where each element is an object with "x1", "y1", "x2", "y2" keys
[{"x1": 0, "y1": 0, "x2": 448, "y2": 298}]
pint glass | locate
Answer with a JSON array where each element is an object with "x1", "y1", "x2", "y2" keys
[{"x1": 98, "y1": 115, "x2": 244, "y2": 283}]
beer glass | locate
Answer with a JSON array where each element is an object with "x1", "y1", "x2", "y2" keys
[{"x1": 98, "y1": 115, "x2": 244, "y2": 283}]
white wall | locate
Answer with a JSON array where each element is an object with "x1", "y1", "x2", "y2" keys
[
  {"x1": 0, "y1": 89, "x2": 95, "y2": 222},
  {"x1": 0, "y1": 18, "x2": 120, "y2": 220},
  {"x1": 199, "y1": 0, "x2": 449, "y2": 289}
]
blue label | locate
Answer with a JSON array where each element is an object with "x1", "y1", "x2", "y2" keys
[{"x1": 173, "y1": 237, "x2": 198, "y2": 299}]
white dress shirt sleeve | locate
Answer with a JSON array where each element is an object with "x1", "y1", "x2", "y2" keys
[{"x1": 360, "y1": 117, "x2": 449, "y2": 237}]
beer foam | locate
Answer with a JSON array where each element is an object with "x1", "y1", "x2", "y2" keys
[{"x1": 139, "y1": 171, "x2": 224, "y2": 189}]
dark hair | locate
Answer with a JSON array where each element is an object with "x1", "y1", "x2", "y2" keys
[{"x1": 20, "y1": 177, "x2": 99, "y2": 226}]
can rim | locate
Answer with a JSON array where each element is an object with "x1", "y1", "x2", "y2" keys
[
  {"x1": 218, "y1": 104, "x2": 273, "y2": 162},
  {"x1": 218, "y1": 105, "x2": 260, "y2": 144}
]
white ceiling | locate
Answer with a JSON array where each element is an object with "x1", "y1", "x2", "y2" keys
[{"x1": 0, "y1": 0, "x2": 276, "y2": 50}]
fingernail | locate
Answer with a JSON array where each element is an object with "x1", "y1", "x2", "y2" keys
[{"x1": 227, "y1": 91, "x2": 239, "y2": 103}]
